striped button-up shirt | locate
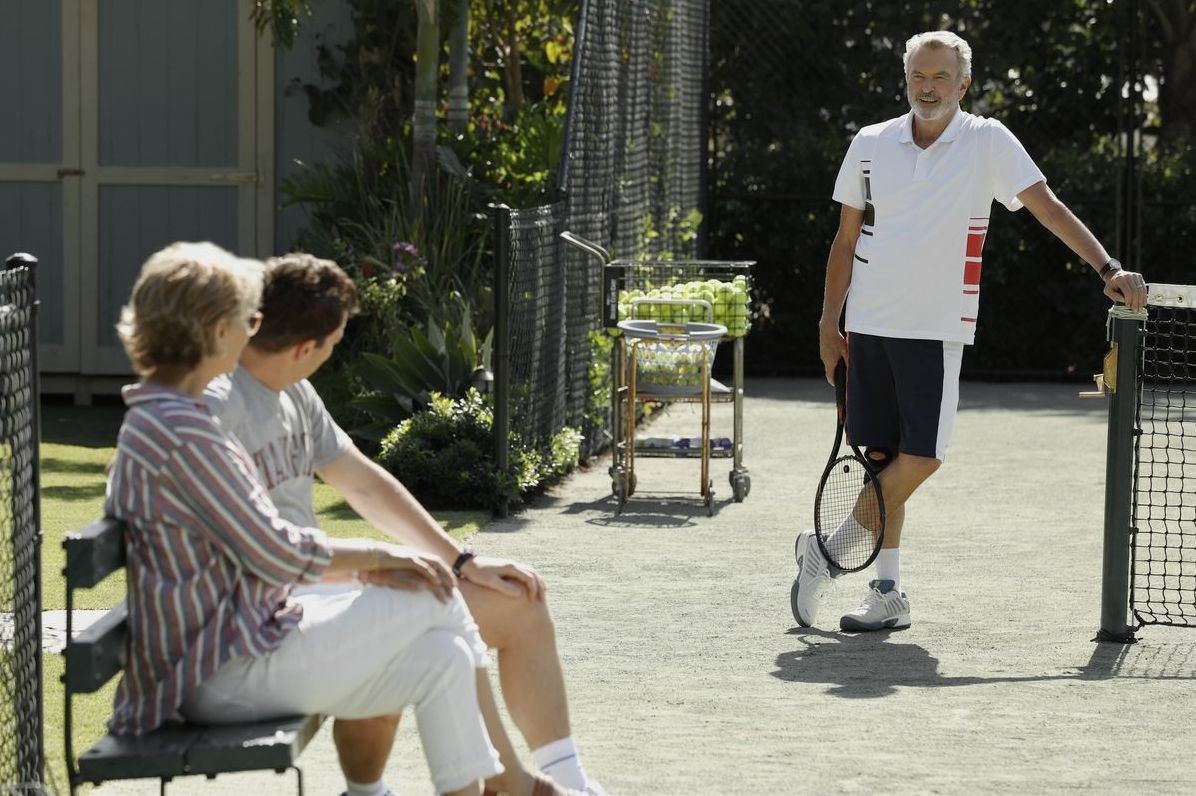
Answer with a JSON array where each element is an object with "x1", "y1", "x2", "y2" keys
[{"x1": 105, "y1": 383, "x2": 332, "y2": 735}]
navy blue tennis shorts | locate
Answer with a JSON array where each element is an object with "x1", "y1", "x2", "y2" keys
[{"x1": 845, "y1": 333, "x2": 965, "y2": 461}]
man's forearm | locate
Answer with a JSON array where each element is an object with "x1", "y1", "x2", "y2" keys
[
  {"x1": 1040, "y1": 202, "x2": 1109, "y2": 272},
  {"x1": 820, "y1": 240, "x2": 855, "y2": 329}
]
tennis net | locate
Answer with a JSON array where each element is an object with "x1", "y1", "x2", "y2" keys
[{"x1": 1130, "y1": 285, "x2": 1196, "y2": 628}]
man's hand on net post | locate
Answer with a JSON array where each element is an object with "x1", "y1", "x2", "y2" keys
[{"x1": 1104, "y1": 269, "x2": 1148, "y2": 312}]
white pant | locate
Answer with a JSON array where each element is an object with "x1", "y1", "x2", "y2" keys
[{"x1": 181, "y1": 586, "x2": 503, "y2": 793}]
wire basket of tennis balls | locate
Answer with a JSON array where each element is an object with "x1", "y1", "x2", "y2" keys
[
  {"x1": 613, "y1": 274, "x2": 751, "y2": 339},
  {"x1": 618, "y1": 311, "x2": 727, "y2": 394}
]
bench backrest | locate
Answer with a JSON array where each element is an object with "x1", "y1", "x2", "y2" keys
[{"x1": 63, "y1": 516, "x2": 129, "y2": 695}]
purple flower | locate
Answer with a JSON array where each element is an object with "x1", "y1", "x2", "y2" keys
[{"x1": 391, "y1": 241, "x2": 426, "y2": 273}]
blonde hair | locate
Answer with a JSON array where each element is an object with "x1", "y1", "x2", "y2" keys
[
  {"x1": 903, "y1": 31, "x2": 972, "y2": 82},
  {"x1": 117, "y1": 242, "x2": 263, "y2": 381}
]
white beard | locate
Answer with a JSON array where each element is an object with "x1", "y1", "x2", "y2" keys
[{"x1": 909, "y1": 94, "x2": 956, "y2": 122}]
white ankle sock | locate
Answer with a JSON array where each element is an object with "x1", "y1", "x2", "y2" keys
[
  {"x1": 532, "y1": 737, "x2": 589, "y2": 790},
  {"x1": 875, "y1": 548, "x2": 901, "y2": 590},
  {"x1": 825, "y1": 515, "x2": 866, "y2": 566},
  {"x1": 344, "y1": 778, "x2": 390, "y2": 796}
]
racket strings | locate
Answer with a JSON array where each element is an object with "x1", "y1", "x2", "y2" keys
[{"x1": 817, "y1": 457, "x2": 883, "y2": 571}]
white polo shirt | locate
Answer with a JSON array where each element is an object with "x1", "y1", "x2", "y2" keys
[{"x1": 833, "y1": 110, "x2": 1045, "y2": 344}]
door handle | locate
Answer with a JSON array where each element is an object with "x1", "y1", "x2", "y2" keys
[{"x1": 57, "y1": 168, "x2": 84, "y2": 178}]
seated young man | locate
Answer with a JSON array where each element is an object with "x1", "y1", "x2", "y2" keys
[
  {"x1": 108, "y1": 242, "x2": 503, "y2": 796},
  {"x1": 204, "y1": 253, "x2": 607, "y2": 796}
]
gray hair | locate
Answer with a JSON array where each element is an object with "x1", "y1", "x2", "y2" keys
[{"x1": 903, "y1": 31, "x2": 972, "y2": 82}]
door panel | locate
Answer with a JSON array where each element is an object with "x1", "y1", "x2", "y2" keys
[
  {"x1": 1, "y1": 0, "x2": 264, "y2": 381},
  {"x1": 0, "y1": 0, "x2": 79, "y2": 371},
  {"x1": 97, "y1": 0, "x2": 238, "y2": 168},
  {"x1": 90, "y1": 185, "x2": 238, "y2": 370},
  {"x1": 0, "y1": 1, "x2": 63, "y2": 164},
  {"x1": 81, "y1": 0, "x2": 258, "y2": 376},
  {"x1": 0, "y1": 184, "x2": 68, "y2": 349}
]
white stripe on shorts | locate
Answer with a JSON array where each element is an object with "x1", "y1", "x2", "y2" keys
[{"x1": 934, "y1": 342, "x2": 965, "y2": 460}]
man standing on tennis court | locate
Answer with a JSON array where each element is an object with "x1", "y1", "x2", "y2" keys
[{"x1": 794, "y1": 30, "x2": 1149, "y2": 632}]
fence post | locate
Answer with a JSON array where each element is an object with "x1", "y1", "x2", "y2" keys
[
  {"x1": 1098, "y1": 309, "x2": 1142, "y2": 643},
  {"x1": 3, "y1": 252, "x2": 43, "y2": 787},
  {"x1": 491, "y1": 205, "x2": 512, "y2": 518}
]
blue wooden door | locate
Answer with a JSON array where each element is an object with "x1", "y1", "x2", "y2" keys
[{"x1": 82, "y1": 0, "x2": 260, "y2": 374}]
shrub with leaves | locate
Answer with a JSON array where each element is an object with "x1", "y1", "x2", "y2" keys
[
  {"x1": 351, "y1": 292, "x2": 492, "y2": 440},
  {"x1": 377, "y1": 389, "x2": 581, "y2": 510}
]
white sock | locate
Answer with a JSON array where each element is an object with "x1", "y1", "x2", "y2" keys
[
  {"x1": 875, "y1": 548, "x2": 901, "y2": 591},
  {"x1": 824, "y1": 515, "x2": 866, "y2": 566},
  {"x1": 344, "y1": 778, "x2": 390, "y2": 796},
  {"x1": 533, "y1": 737, "x2": 590, "y2": 790}
]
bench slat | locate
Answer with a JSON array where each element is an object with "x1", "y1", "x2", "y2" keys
[
  {"x1": 76, "y1": 723, "x2": 200, "y2": 783},
  {"x1": 65, "y1": 516, "x2": 126, "y2": 588},
  {"x1": 64, "y1": 602, "x2": 128, "y2": 694},
  {"x1": 186, "y1": 714, "x2": 325, "y2": 775}
]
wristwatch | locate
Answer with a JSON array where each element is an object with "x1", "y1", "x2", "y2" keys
[
  {"x1": 452, "y1": 548, "x2": 476, "y2": 578},
  {"x1": 1099, "y1": 258, "x2": 1123, "y2": 280}
]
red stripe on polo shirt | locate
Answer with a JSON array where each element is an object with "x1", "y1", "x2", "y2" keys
[
  {"x1": 963, "y1": 260, "x2": 982, "y2": 285},
  {"x1": 961, "y1": 317, "x2": 977, "y2": 323},
  {"x1": 966, "y1": 231, "x2": 987, "y2": 258}
]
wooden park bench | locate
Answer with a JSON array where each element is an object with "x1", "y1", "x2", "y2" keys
[{"x1": 63, "y1": 516, "x2": 325, "y2": 795}]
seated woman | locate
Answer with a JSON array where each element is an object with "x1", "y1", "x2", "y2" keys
[{"x1": 106, "y1": 241, "x2": 502, "y2": 796}]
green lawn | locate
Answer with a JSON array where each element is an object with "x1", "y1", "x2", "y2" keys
[{"x1": 38, "y1": 400, "x2": 488, "y2": 791}]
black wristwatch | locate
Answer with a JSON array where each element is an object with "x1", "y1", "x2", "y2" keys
[
  {"x1": 1099, "y1": 258, "x2": 1123, "y2": 280},
  {"x1": 452, "y1": 548, "x2": 475, "y2": 577}
]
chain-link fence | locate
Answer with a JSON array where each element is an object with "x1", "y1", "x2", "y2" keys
[
  {"x1": 709, "y1": 0, "x2": 1196, "y2": 378},
  {"x1": 0, "y1": 255, "x2": 42, "y2": 791},
  {"x1": 495, "y1": 0, "x2": 710, "y2": 477}
]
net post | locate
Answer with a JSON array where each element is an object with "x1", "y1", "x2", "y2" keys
[
  {"x1": 491, "y1": 205, "x2": 512, "y2": 518},
  {"x1": 1098, "y1": 308, "x2": 1141, "y2": 643}
]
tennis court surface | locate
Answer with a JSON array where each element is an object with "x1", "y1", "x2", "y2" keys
[{"x1": 101, "y1": 378, "x2": 1196, "y2": 795}]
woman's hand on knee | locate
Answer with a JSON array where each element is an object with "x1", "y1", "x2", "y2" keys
[{"x1": 359, "y1": 545, "x2": 456, "y2": 602}]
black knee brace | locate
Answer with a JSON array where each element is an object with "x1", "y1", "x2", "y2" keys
[{"x1": 864, "y1": 446, "x2": 895, "y2": 472}]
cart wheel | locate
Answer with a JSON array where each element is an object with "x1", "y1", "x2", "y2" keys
[
  {"x1": 628, "y1": 472, "x2": 637, "y2": 496},
  {"x1": 732, "y1": 473, "x2": 751, "y2": 502},
  {"x1": 705, "y1": 480, "x2": 715, "y2": 516}
]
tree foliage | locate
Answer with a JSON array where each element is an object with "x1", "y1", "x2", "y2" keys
[{"x1": 710, "y1": 0, "x2": 1196, "y2": 377}]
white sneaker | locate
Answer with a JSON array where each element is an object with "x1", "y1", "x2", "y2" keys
[
  {"x1": 791, "y1": 530, "x2": 840, "y2": 627},
  {"x1": 840, "y1": 579, "x2": 911, "y2": 632}
]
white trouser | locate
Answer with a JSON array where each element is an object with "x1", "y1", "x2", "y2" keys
[{"x1": 181, "y1": 586, "x2": 503, "y2": 793}]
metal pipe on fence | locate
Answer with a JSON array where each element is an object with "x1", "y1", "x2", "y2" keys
[
  {"x1": 1098, "y1": 309, "x2": 1142, "y2": 643},
  {"x1": 491, "y1": 205, "x2": 512, "y2": 518}
]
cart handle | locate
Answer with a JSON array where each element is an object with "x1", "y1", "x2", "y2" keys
[{"x1": 560, "y1": 231, "x2": 612, "y2": 265}]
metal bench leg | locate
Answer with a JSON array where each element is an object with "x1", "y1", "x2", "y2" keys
[
  {"x1": 160, "y1": 777, "x2": 168, "y2": 796},
  {"x1": 292, "y1": 765, "x2": 305, "y2": 796}
]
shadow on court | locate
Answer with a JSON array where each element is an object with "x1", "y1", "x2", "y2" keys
[{"x1": 772, "y1": 629, "x2": 1196, "y2": 699}]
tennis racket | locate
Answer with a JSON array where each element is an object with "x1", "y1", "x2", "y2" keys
[{"x1": 812, "y1": 359, "x2": 885, "y2": 572}]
